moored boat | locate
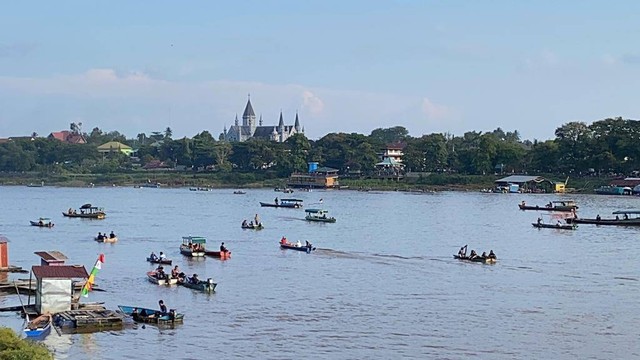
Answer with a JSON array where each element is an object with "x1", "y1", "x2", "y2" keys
[
  {"x1": 24, "y1": 313, "x2": 52, "y2": 338},
  {"x1": 180, "y1": 236, "x2": 206, "y2": 257},
  {"x1": 146, "y1": 257, "x2": 172, "y2": 265},
  {"x1": 204, "y1": 250, "x2": 231, "y2": 260},
  {"x1": 117, "y1": 305, "x2": 184, "y2": 324},
  {"x1": 304, "y1": 209, "x2": 336, "y2": 223},
  {"x1": 63, "y1": 204, "x2": 106, "y2": 219},
  {"x1": 453, "y1": 255, "x2": 496, "y2": 264},
  {"x1": 518, "y1": 200, "x2": 578, "y2": 212},
  {"x1": 30, "y1": 218, "x2": 54, "y2": 228},
  {"x1": 260, "y1": 198, "x2": 303, "y2": 208}
]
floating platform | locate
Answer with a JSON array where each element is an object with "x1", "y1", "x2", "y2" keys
[{"x1": 54, "y1": 309, "x2": 132, "y2": 333}]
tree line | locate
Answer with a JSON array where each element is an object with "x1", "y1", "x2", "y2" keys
[{"x1": 1, "y1": 117, "x2": 639, "y2": 178}]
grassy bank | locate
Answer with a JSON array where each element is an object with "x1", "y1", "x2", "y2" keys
[{"x1": 0, "y1": 327, "x2": 53, "y2": 360}]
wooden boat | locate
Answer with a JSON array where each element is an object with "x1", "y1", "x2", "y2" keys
[
  {"x1": 280, "y1": 241, "x2": 315, "y2": 253},
  {"x1": 178, "y1": 278, "x2": 217, "y2": 292},
  {"x1": 260, "y1": 198, "x2": 303, "y2": 208},
  {"x1": 233, "y1": 190, "x2": 246, "y2": 194},
  {"x1": 95, "y1": 236, "x2": 118, "y2": 243},
  {"x1": 567, "y1": 210, "x2": 640, "y2": 226},
  {"x1": 204, "y1": 250, "x2": 231, "y2": 260},
  {"x1": 180, "y1": 236, "x2": 206, "y2": 257},
  {"x1": 147, "y1": 271, "x2": 177, "y2": 285},
  {"x1": 117, "y1": 305, "x2": 184, "y2": 324},
  {"x1": 532, "y1": 222, "x2": 576, "y2": 230},
  {"x1": 241, "y1": 223, "x2": 264, "y2": 230},
  {"x1": 63, "y1": 204, "x2": 106, "y2": 219},
  {"x1": 30, "y1": 218, "x2": 54, "y2": 227},
  {"x1": 518, "y1": 200, "x2": 578, "y2": 212},
  {"x1": 24, "y1": 313, "x2": 52, "y2": 338},
  {"x1": 146, "y1": 257, "x2": 172, "y2": 265},
  {"x1": 304, "y1": 209, "x2": 336, "y2": 223},
  {"x1": 453, "y1": 255, "x2": 496, "y2": 264}
]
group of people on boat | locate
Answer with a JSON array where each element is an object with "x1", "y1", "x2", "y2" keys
[
  {"x1": 154, "y1": 265, "x2": 168, "y2": 280},
  {"x1": 280, "y1": 237, "x2": 313, "y2": 250},
  {"x1": 149, "y1": 251, "x2": 167, "y2": 261},
  {"x1": 457, "y1": 245, "x2": 496, "y2": 260},
  {"x1": 131, "y1": 300, "x2": 176, "y2": 320},
  {"x1": 189, "y1": 243, "x2": 204, "y2": 251},
  {"x1": 97, "y1": 231, "x2": 116, "y2": 241},
  {"x1": 242, "y1": 214, "x2": 262, "y2": 228}
]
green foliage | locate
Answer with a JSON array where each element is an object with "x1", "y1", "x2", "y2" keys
[{"x1": 0, "y1": 327, "x2": 53, "y2": 360}]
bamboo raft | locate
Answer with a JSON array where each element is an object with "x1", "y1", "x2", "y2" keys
[{"x1": 54, "y1": 309, "x2": 130, "y2": 331}]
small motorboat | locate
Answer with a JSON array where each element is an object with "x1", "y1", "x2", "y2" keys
[
  {"x1": 95, "y1": 236, "x2": 118, "y2": 243},
  {"x1": 177, "y1": 278, "x2": 217, "y2": 292},
  {"x1": 233, "y1": 190, "x2": 246, "y2": 194},
  {"x1": 30, "y1": 218, "x2": 54, "y2": 228},
  {"x1": 279, "y1": 240, "x2": 315, "y2": 253},
  {"x1": 118, "y1": 305, "x2": 184, "y2": 324},
  {"x1": 24, "y1": 313, "x2": 52, "y2": 338},
  {"x1": 204, "y1": 250, "x2": 231, "y2": 260},
  {"x1": 146, "y1": 257, "x2": 172, "y2": 265},
  {"x1": 453, "y1": 255, "x2": 496, "y2": 264},
  {"x1": 147, "y1": 271, "x2": 177, "y2": 286},
  {"x1": 241, "y1": 223, "x2": 264, "y2": 230}
]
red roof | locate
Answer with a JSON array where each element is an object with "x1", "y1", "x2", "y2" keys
[
  {"x1": 48, "y1": 131, "x2": 86, "y2": 144},
  {"x1": 32, "y1": 265, "x2": 88, "y2": 279},
  {"x1": 34, "y1": 251, "x2": 68, "y2": 262},
  {"x1": 385, "y1": 142, "x2": 406, "y2": 150}
]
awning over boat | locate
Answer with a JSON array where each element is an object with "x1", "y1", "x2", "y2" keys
[
  {"x1": 182, "y1": 236, "x2": 206, "y2": 244},
  {"x1": 281, "y1": 199, "x2": 303, "y2": 202},
  {"x1": 305, "y1": 209, "x2": 327, "y2": 213},
  {"x1": 612, "y1": 210, "x2": 640, "y2": 215}
]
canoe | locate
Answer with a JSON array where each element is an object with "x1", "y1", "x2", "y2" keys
[
  {"x1": 95, "y1": 236, "x2": 118, "y2": 243},
  {"x1": 146, "y1": 257, "x2": 172, "y2": 265},
  {"x1": 280, "y1": 243, "x2": 315, "y2": 253},
  {"x1": 204, "y1": 250, "x2": 231, "y2": 260},
  {"x1": 117, "y1": 305, "x2": 184, "y2": 324},
  {"x1": 30, "y1": 221, "x2": 54, "y2": 228},
  {"x1": 233, "y1": 190, "x2": 246, "y2": 194},
  {"x1": 178, "y1": 278, "x2": 217, "y2": 292},
  {"x1": 241, "y1": 224, "x2": 264, "y2": 230},
  {"x1": 453, "y1": 255, "x2": 497, "y2": 264},
  {"x1": 147, "y1": 271, "x2": 177, "y2": 286},
  {"x1": 24, "y1": 313, "x2": 52, "y2": 338},
  {"x1": 259, "y1": 202, "x2": 302, "y2": 208},
  {"x1": 532, "y1": 223, "x2": 576, "y2": 230}
]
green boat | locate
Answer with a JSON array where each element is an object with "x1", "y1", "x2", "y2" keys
[
  {"x1": 304, "y1": 209, "x2": 336, "y2": 223},
  {"x1": 178, "y1": 278, "x2": 217, "y2": 292}
]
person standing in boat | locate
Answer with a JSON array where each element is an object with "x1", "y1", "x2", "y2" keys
[
  {"x1": 537, "y1": 217, "x2": 542, "y2": 225},
  {"x1": 242, "y1": 219, "x2": 248, "y2": 227},
  {"x1": 305, "y1": 241, "x2": 313, "y2": 251},
  {"x1": 254, "y1": 214, "x2": 260, "y2": 225},
  {"x1": 274, "y1": 197, "x2": 279, "y2": 205},
  {"x1": 458, "y1": 245, "x2": 467, "y2": 258}
]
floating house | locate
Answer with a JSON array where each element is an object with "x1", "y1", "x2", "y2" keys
[
  {"x1": 32, "y1": 251, "x2": 88, "y2": 314},
  {"x1": 494, "y1": 175, "x2": 562, "y2": 193},
  {"x1": 287, "y1": 162, "x2": 340, "y2": 189}
]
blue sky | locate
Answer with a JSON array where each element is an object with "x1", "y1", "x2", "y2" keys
[{"x1": 1, "y1": 1, "x2": 639, "y2": 141}]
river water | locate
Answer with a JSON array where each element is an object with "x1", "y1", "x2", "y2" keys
[{"x1": 0, "y1": 186, "x2": 638, "y2": 359}]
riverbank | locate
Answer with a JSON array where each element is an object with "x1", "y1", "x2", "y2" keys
[{"x1": 0, "y1": 171, "x2": 609, "y2": 193}]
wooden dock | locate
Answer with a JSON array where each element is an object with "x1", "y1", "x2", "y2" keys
[{"x1": 55, "y1": 308, "x2": 131, "y2": 332}]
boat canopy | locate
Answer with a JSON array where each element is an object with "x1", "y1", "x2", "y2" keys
[
  {"x1": 552, "y1": 200, "x2": 576, "y2": 205},
  {"x1": 305, "y1": 209, "x2": 327, "y2": 214},
  {"x1": 281, "y1": 199, "x2": 303, "y2": 203},
  {"x1": 38, "y1": 217, "x2": 51, "y2": 221},
  {"x1": 612, "y1": 210, "x2": 640, "y2": 215},
  {"x1": 80, "y1": 204, "x2": 92, "y2": 209},
  {"x1": 182, "y1": 236, "x2": 207, "y2": 244}
]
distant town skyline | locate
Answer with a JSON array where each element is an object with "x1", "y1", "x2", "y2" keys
[{"x1": 1, "y1": 1, "x2": 639, "y2": 141}]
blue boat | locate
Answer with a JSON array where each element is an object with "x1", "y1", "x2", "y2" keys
[
  {"x1": 117, "y1": 305, "x2": 184, "y2": 324},
  {"x1": 280, "y1": 242, "x2": 315, "y2": 253},
  {"x1": 23, "y1": 313, "x2": 52, "y2": 338}
]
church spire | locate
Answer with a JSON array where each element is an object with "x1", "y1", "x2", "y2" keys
[
  {"x1": 234, "y1": 114, "x2": 239, "y2": 126},
  {"x1": 278, "y1": 111, "x2": 284, "y2": 128},
  {"x1": 242, "y1": 94, "x2": 256, "y2": 127},
  {"x1": 259, "y1": 114, "x2": 263, "y2": 126},
  {"x1": 294, "y1": 112, "x2": 300, "y2": 132}
]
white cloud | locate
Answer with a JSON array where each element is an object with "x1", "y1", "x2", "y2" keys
[
  {"x1": 421, "y1": 97, "x2": 450, "y2": 121},
  {"x1": 301, "y1": 90, "x2": 324, "y2": 115}
]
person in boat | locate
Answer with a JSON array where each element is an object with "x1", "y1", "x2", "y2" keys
[
  {"x1": 38, "y1": 219, "x2": 44, "y2": 226},
  {"x1": 254, "y1": 214, "x2": 260, "y2": 225},
  {"x1": 249, "y1": 221, "x2": 254, "y2": 227},
  {"x1": 97, "y1": 232, "x2": 104, "y2": 240},
  {"x1": 624, "y1": 213, "x2": 629, "y2": 220},
  {"x1": 149, "y1": 252, "x2": 158, "y2": 261},
  {"x1": 487, "y1": 250, "x2": 496, "y2": 259},
  {"x1": 109, "y1": 231, "x2": 116, "y2": 239},
  {"x1": 159, "y1": 252, "x2": 166, "y2": 260},
  {"x1": 190, "y1": 273, "x2": 199, "y2": 284},
  {"x1": 159, "y1": 300, "x2": 167, "y2": 314},
  {"x1": 81, "y1": 209, "x2": 85, "y2": 214},
  {"x1": 171, "y1": 265, "x2": 181, "y2": 279},
  {"x1": 305, "y1": 240, "x2": 313, "y2": 250},
  {"x1": 556, "y1": 220, "x2": 562, "y2": 227},
  {"x1": 521, "y1": 200, "x2": 526, "y2": 207},
  {"x1": 537, "y1": 217, "x2": 542, "y2": 226},
  {"x1": 615, "y1": 215, "x2": 620, "y2": 220},
  {"x1": 481, "y1": 251, "x2": 487, "y2": 258},
  {"x1": 596, "y1": 214, "x2": 601, "y2": 221},
  {"x1": 274, "y1": 197, "x2": 279, "y2": 205},
  {"x1": 295, "y1": 240, "x2": 302, "y2": 247},
  {"x1": 280, "y1": 236, "x2": 287, "y2": 245},
  {"x1": 547, "y1": 201, "x2": 553, "y2": 208},
  {"x1": 468, "y1": 250, "x2": 479, "y2": 260},
  {"x1": 220, "y1": 242, "x2": 228, "y2": 253},
  {"x1": 73, "y1": 210, "x2": 77, "y2": 214},
  {"x1": 68, "y1": 208, "x2": 73, "y2": 215},
  {"x1": 132, "y1": 307, "x2": 139, "y2": 316},
  {"x1": 242, "y1": 219, "x2": 248, "y2": 227},
  {"x1": 458, "y1": 245, "x2": 467, "y2": 258},
  {"x1": 139, "y1": 308, "x2": 148, "y2": 317},
  {"x1": 156, "y1": 266, "x2": 166, "y2": 279}
]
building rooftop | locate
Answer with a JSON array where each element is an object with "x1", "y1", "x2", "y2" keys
[
  {"x1": 34, "y1": 251, "x2": 68, "y2": 262},
  {"x1": 32, "y1": 265, "x2": 88, "y2": 279}
]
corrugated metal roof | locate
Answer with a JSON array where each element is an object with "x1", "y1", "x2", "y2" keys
[
  {"x1": 32, "y1": 265, "x2": 88, "y2": 279},
  {"x1": 495, "y1": 175, "x2": 545, "y2": 183},
  {"x1": 34, "y1": 251, "x2": 68, "y2": 262}
]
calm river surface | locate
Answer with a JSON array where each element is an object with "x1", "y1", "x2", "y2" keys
[{"x1": 0, "y1": 186, "x2": 639, "y2": 359}]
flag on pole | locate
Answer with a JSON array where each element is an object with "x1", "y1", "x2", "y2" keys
[{"x1": 81, "y1": 254, "x2": 104, "y2": 297}]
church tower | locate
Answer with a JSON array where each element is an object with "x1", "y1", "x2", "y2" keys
[
  {"x1": 278, "y1": 111, "x2": 285, "y2": 142},
  {"x1": 242, "y1": 95, "x2": 256, "y2": 133},
  {"x1": 294, "y1": 112, "x2": 301, "y2": 133}
]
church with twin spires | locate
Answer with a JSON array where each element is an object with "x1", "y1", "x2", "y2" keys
[{"x1": 221, "y1": 96, "x2": 303, "y2": 142}]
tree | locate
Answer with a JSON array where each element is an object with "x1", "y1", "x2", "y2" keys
[{"x1": 369, "y1": 126, "x2": 409, "y2": 146}]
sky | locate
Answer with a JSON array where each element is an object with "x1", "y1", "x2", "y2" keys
[{"x1": 1, "y1": 0, "x2": 639, "y2": 142}]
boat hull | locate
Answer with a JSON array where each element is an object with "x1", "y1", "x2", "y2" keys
[
  {"x1": 146, "y1": 257, "x2": 172, "y2": 265},
  {"x1": 204, "y1": 250, "x2": 231, "y2": 260},
  {"x1": 518, "y1": 204, "x2": 576, "y2": 212},
  {"x1": 180, "y1": 248, "x2": 205, "y2": 257},
  {"x1": 147, "y1": 272, "x2": 177, "y2": 285},
  {"x1": 241, "y1": 224, "x2": 264, "y2": 230},
  {"x1": 259, "y1": 202, "x2": 301, "y2": 208},
  {"x1": 24, "y1": 314, "x2": 52, "y2": 338},
  {"x1": 453, "y1": 255, "x2": 496, "y2": 264},
  {"x1": 178, "y1": 279, "x2": 217, "y2": 292},
  {"x1": 567, "y1": 218, "x2": 640, "y2": 226},
  {"x1": 30, "y1": 221, "x2": 54, "y2": 227},
  {"x1": 95, "y1": 236, "x2": 118, "y2": 243},
  {"x1": 280, "y1": 243, "x2": 315, "y2": 253},
  {"x1": 305, "y1": 216, "x2": 336, "y2": 223},
  {"x1": 532, "y1": 223, "x2": 576, "y2": 230}
]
